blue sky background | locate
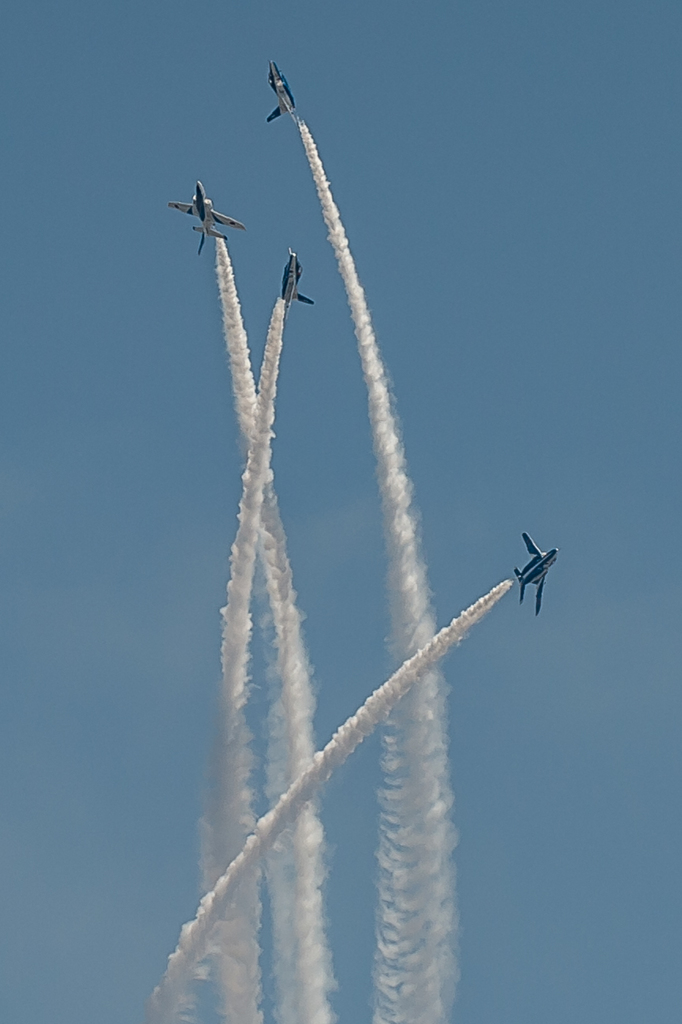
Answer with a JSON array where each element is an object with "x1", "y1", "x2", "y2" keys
[{"x1": 1, "y1": 1, "x2": 681, "y2": 1022}]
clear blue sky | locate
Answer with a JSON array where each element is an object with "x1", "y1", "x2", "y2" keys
[{"x1": 1, "y1": 1, "x2": 681, "y2": 1022}]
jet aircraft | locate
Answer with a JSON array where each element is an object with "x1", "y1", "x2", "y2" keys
[
  {"x1": 514, "y1": 533, "x2": 558, "y2": 615},
  {"x1": 168, "y1": 181, "x2": 245, "y2": 254},
  {"x1": 267, "y1": 61, "x2": 296, "y2": 122},
  {"x1": 281, "y1": 249, "x2": 314, "y2": 314}
]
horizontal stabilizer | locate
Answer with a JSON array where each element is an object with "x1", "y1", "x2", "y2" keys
[
  {"x1": 192, "y1": 226, "x2": 227, "y2": 241},
  {"x1": 297, "y1": 293, "x2": 314, "y2": 305},
  {"x1": 267, "y1": 107, "x2": 282, "y2": 122}
]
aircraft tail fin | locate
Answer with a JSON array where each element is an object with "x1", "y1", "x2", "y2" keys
[
  {"x1": 267, "y1": 107, "x2": 282, "y2": 122},
  {"x1": 197, "y1": 232, "x2": 205, "y2": 255},
  {"x1": 535, "y1": 577, "x2": 546, "y2": 616},
  {"x1": 514, "y1": 568, "x2": 526, "y2": 604},
  {"x1": 297, "y1": 293, "x2": 314, "y2": 305}
]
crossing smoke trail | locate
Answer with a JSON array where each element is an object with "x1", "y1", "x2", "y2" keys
[
  {"x1": 215, "y1": 240, "x2": 335, "y2": 1024},
  {"x1": 202, "y1": 296, "x2": 286, "y2": 1024},
  {"x1": 296, "y1": 119, "x2": 457, "y2": 1024},
  {"x1": 145, "y1": 581, "x2": 512, "y2": 1024}
]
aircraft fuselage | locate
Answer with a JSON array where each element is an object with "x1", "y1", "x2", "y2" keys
[
  {"x1": 518, "y1": 549, "x2": 558, "y2": 587},
  {"x1": 168, "y1": 180, "x2": 245, "y2": 254},
  {"x1": 514, "y1": 533, "x2": 558, "y2": 614},
  {"x1": 282, "y1": 252, "x2": 300, "y2": 306},
  {"x1": 267, "y1": 61, "x2": 296, "y2": 120},
  {"x1": 194, "y1": 182, "x2": 206, "y2": 221},
  {"x1": 280, "y1": 249, "x2": 314, "y2": 313}
]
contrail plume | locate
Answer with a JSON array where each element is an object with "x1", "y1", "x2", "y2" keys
[
  {"x1": 144, "y1": 581, "x2": 512, "y2": 1024},
  {"x1": 295, "y1": 117, "x2": 430, "y2": 655},
  {"x1": 215, "y1": 238, "x2": 258, "y2": 440},
  {"x1": 260, "y1": 497, "x2": 336, "y2": 1024},
  {"x1": 215, "y1": 239, "x2": 335, "y2": 1024},
  {"x1": 202, "y1": 297, "x2": 286, "y2": 1024},
  {"x1": 296, "y1": 118, "x2": 458, "y2": 1024}
]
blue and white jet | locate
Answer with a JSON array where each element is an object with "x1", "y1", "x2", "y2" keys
[
  {"x1": 514, "y1": 533, "x2": 559, "y2": 615},
  {"x1": 267, "y1": 61, "x2": 296, "y2": 122},
  {"x1": 281, "y1": 249, "x2": 314, "y2": 315},
  {"x1": 168, "y1": 181, "x2": 245, "y2": 255}
]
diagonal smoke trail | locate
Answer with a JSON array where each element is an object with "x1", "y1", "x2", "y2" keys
[
  {"x1": 202, "y1": 296, "x2": 286, "y2": 1024},
  {"x1": 215, "y1": 240, "x2": 336, "y2": 1024},
  {"x1": 296, "y1": 118, "x2": 458, "y2": 1024},
  {"x1": 145, "y1": 581, "x2": 512, "y2": 1024}
]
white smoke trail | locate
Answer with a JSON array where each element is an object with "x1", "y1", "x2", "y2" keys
[
  {"x1": 296, "y1": 118, "x2": 458, "y2": 1024},
  {"x1": 145, "y1": 581, "x2": 512, "y2": 1024},
  {"x1": 202, "y1": 297, "x2": 286, "y2": 1024},
  {"x1": 215, "y1": 240, "x2": 335, "y2": 1024},
  {"x1": 215, "y1": 238, "x2": 258, "y2": 441},
  {"x1": 261, "y1": 496, "x2": 336, "y2": 1024}
]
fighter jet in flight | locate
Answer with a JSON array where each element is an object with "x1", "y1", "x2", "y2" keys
[
  {"x1": 514, "y1": 533, "x2": 558, "y2": 615},
  {"x1": 267, "y1": 61, "x2": 296, "y2": 122},
  {"x1": 168, "y1": 181, "x2": 245, "y2": 254},
  {"x1": 281, "y1": 249, "x2": 314, "y2": 315}
]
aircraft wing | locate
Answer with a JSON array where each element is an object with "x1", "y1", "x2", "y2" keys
[
  {"x1": 535, "y1": 577, "x2": 546, "y2": 615},
  {"x1": 168, "y1": 202, "x2": 194, "y2": 214},
  {"x1": 211, "y1": 210, "x2": 246, "y2": 230},
  {"x1": 522, "y1": 532, "x2": 542, "y2": 557}
]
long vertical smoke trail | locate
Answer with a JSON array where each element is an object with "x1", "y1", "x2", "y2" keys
[
  {"x1": 203, "y1": 297, "x2": 286, "y2": 1024},
  {"x1": 144, "y1": 581, "x2": 512, "y2": 1024},
  {"x1": 215, "y1": 240, "x2": 336, "y2": 1024},
  {"x1": 215, "y1": 239, "x2": 257, "y2": 442},
  {"x1": 296, "y1": 118, "x2": 457, "y2": 1024},
  {"x1": 260, "y1": 500, "x2": 336, "y2": 1024}
]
